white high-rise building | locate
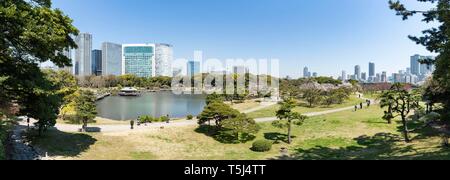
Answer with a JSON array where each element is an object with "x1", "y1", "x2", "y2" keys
[
  {"x1": 155, "y1": 44, "x2": 173, "y2": 77},
  {"x1": 75, "y1": 33, "x2": 93, "y2": 76},
  {"x1": 102, "y1": 42, "x2": 122, "y2": 76},
  {"x1": 341, "y1": 71, "x2": 347, "y2": 81}
]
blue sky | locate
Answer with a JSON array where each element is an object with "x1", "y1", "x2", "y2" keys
[{"x1": 52, "y1": 0, "x2": 435, "y2": 78}]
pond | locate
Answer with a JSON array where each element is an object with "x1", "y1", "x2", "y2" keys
[{"x1": 96, "y1": 91, "x2": 206, "y2": 120}]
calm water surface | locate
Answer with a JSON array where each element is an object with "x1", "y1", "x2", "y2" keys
[{"x1": 96, "y1": 92, "x2": 206, "y2": 120}]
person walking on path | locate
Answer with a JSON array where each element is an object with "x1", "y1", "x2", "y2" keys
[
  {"x1": 27, "y1": 117, "x2": 30, "y2": 129},
  {"x1": 130, "y1": 120, "x2": 135, "y2": 130},
  {"x1": 360, "y1": 102, "x2": 363, "y2": 109},
  {"x1": 355, "y1": 105, "x2": 358, "y2": 112}
]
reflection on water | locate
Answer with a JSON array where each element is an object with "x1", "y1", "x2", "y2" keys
[{"x1": 96, "y1": 91, "x2": 206, "y2": 120}]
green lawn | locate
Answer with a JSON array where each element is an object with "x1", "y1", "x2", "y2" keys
[
  {"x1": 247, "y1": 96, "x2": 364, "y2": 119},
  {"x1": 230, "y1": 100, "x2": 261, "y2": 111},
  {"x1": 28, "y1": 105, "x2": 450, "y2": 160},
  {"x1": 363, "y1": 92, "x2": 382, "y2": 100}
]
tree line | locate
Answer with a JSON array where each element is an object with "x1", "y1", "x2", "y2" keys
[
  {"x1": 280, "y1": 77, "x2": 354, "y2": 108},
  {"x1": 76, "y1": 74, "x2": 173, "y2": 89}
]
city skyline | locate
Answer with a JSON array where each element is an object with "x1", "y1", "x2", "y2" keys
[
  {"x1": 302, "y1": 54, "x2": 435, "y2": 85},
  {"x1": 51, "y1": 0, "x2": 435, "y2": 78}
]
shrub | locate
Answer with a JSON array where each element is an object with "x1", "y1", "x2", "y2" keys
[
  {"x1": 419, "y1": 112, "x2": 441, "y2": 123},
  {"x1": 160, "y1": 116, "x2": 170, "y2": 122},
  {"x1": 251, "y1": 140, "x2": 273, "y2": 152},
  {"x1": 187, "y1": 115, "x2": 194, "y2": 120}
]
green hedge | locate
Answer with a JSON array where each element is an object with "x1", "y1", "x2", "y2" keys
[
  {"x1": 138, "y1": 115, "x2": 170, "y2": 124},
  {"x1": 251, "y1": 140, "x2": 273, "y2": 152}
]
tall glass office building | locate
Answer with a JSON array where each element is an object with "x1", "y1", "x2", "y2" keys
[
  {"x1": 155, "y1": 44, "x2": 173, "y2": 77},
  {"x1": 369, "y1": 62, "x2": 375, "y2": 77},
  {"x1": 92, "y1": 49, "x2": 102, "y2": 76},
  {"x1": 122, "y1": 44, "x2": 156, "y2": 78},
  {"x1": 75, "y1": 33, "x2": 92, "y2": 76},
  {"x1": 102, "y1": 42, "x2": 122, "y2": 76}
]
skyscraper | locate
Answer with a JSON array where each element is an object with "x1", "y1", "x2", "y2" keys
[
  {"x1": 420, "y1": 56, "x2": 434, "y2": 75},
  {"x1": 369, "y1": 62, "x2": 375, "y2": 77},
  {"x1": 410, "y1": 54, "x2": 421, "y2": 76},
  {"x1": 102, "y1": 42, "x2": 122, "y2": 76},
  {"x1": 393, "y1": 73, "x2": 402, "y2": 83},
  {"x1": 381, "y1": 71, "x2": 387, "y2": 82},
  {"x1": 303, "y1": 67, "x2": 310, "y2": 78},
  {"x1": 122, "y1": 44, "x2": 156, "y2": 78},
  {"x1": 75, "y1": 33, "x2": 93, "y2": 76},
  {"x1": 155, "y1": 44, "x2": 173, "y2": 77},
  {"x1": 187, "y1": 61, "x2": 201, "y2": 77},
  {"x1": 354, "y1": 65, "x2": 361, "y2": 80},
  {"x1": 92, "y1": 49, "x2": 102, "y2": 76},
  {"x1": 361, "y1": 72, "x2": 367, "y2": 81},
  {"x1": 341, "y1": 71, "x2": 347, "y2": 81}
]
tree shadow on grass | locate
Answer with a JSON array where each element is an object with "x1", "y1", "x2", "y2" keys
[
  {"x1": 195, "y1": 125, "x2": 255, "y2": 144},
  {"x1": 396, "y1": 118, "x2": 442, "y2": 141},
  {"x1": 264, "y1": 132, "x2": 296, "y2": 144},
  {"x1": 270, "y1": 132, "x2": 450, "y2": 160},
  {"x1": 26, "y1": 128, "x2": 97, "y2": 157}
]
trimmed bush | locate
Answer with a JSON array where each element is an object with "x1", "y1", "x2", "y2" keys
[
  {"x1": 251, "y1": 140, "x2": 273, "y2": 152},
  {"x1": 187, "y1": 115, "x2": 194, "y2": 120}
]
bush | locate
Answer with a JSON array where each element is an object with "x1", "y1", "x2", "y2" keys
[
  {"x1": 160, "y1": 116, "x2": 170, "y2": 122},
  {"x1": 187, "y1": 115, "x2": 194, "y2": 120},
  {"x1": 419, "y1": 112, "x2": 441, "y2": 123},
  {"x1": 251, "y1": 140, "x2": 273, "y2": 152}
]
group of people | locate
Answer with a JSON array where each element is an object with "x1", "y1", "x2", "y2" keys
[{"x1": 355, "y1": 99, "x2": 371, "y2": 112}]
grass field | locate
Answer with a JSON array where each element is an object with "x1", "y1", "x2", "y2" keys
[
  {"x1": 28, "y1": 106, "x2": 450, "y2": 160},
  {"x1": 363, "y1": 92, "x2": 382, "y2": 101},
  {"x1": 230, "y1": 100, "x2": 261, "y2": 111},
  {"x1": 247, "y1": 96, "x2": 364, "y2": 119}
]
